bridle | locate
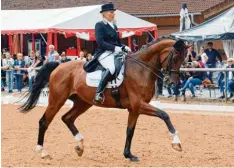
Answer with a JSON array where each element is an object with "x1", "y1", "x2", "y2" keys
[
  {"x1": 127, "y1": 47, "x2": 183, "y2": 79},
  {"x1": 160, "y1": 48, "x2": 183, "y2": 75}
]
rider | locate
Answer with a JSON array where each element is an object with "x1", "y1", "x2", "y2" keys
[{"x1": 93, "y1": 3, "x2": 131, "y2": 104}]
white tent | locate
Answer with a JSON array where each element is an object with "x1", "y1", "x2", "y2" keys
[{"x1": 1, "y1": 5, "x2": 157, "y2": 40}]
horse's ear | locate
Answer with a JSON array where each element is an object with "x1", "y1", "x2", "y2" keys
[
  {"x1": 173, "y1": 39, "x2": 185, "y2": 51},
  {"x1": 184, "y1": 45, "x2": 191, "y2": 49}
]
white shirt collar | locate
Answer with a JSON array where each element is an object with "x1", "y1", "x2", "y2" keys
[{"x1": 103, "y1": 18, "x2": 115, "y2": 29}]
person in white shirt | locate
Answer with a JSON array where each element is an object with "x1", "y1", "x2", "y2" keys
[
  {"x1": 179, "y1": 3, "x2": 191, "y2": 32},
  {"x1": 199, "y1": 46, "x2": 208, "y2": 65},
  {"x1": 2, "y1": 52, "x2": 14, "y2": 93},
  {"x1": 77, "y1": 51, "x2": 86, "y2": 61},
  {"x1": 46, "y1": 45, "x2": 58, "y2": 63}
]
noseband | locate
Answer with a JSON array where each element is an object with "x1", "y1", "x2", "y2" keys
[{"x1": 161, "y1": 48, "x2": 182, "y2": 75}]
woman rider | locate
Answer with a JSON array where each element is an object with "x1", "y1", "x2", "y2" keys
[{"x1": 93, "y1": 3, "x2": 131, "y2": 104}]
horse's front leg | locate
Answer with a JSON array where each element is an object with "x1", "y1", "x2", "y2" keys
[
  {"x1": 123, "y1": 111, "x2": 140, "y2": 162},
  {"x1": 138, "y1": 101, "x2": 182, "y2": 151}
]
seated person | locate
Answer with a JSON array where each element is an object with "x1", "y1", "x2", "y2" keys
[
  {"x1": 60, "y1": 52, "x2": 71, "y2": 63},
  {"x1": 78, "y1": 51, "x2": 86, "y2": 61},
  {"x1": 180, "y1": 61, "x2": 205, "y2": 98},
  {"x1": 227, "y1": 58, "x2": 234, "y2": 99},
  {"x1": 229, "y1": 82, "x2": 234, "y2": 102},
  {"x1": 86, "y1": 53, "x2": 93, "y2": 62},
  {"x1": 185, "y1": 46, "x2": 197, "y2": 63}
]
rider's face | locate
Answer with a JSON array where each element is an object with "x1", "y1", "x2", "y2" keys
[{"x1": 103, "y1": 11, "x2": 115, "y2": 22}]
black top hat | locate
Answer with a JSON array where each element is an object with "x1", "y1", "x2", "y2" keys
[{"x1": 100, "y1": 3, "x2": 116, "y2": 13}]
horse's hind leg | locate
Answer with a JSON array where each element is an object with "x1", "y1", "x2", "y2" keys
[{"x1": 62, "y1": 95, "x2": 92, "y2": 157}]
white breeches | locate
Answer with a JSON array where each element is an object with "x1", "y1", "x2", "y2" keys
[{"x1": 98, "y1": 51, "x2": 116, "y2": 75}]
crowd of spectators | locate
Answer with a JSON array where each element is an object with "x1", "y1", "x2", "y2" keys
[
  {"x1": 1, "y1": 45, "x2": 93, "y2": 94},
  {"x1": 159, "y1": 42, "x2": 234, "y2": 102}
]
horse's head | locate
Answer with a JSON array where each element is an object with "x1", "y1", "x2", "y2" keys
[{"x1": 160, "y1": 39, "x2": 189, "y2": 85}]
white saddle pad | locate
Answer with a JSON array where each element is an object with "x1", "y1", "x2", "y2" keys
[{"x1": 86, "y1": 66, "x2": 125, "y2": 88}]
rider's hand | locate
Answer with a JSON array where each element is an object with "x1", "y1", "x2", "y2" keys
[
  {"x1": 122, "y1": 46, "x2": 132, "y2": 53},
  {"x1": 115, "y1": 46, "x2": 122, "y2": 53}
]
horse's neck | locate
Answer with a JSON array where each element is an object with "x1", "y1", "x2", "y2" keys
[
  {"x1": 125, "y1": 52, "x2": 159, "y2": 102},
  {"x1": 135, "y1": 44, "x2": 161, "y2": 72}
]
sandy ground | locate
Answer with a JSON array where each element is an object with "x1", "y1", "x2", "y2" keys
[{"x1": 1, "y1": 104, "x2": 234, "y2": 167}]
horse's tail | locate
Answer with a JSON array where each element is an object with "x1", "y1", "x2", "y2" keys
[{"x1": 19, "y1": 62, "x2": 59, "y2": 113}]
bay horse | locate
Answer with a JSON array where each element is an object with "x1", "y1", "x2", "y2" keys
[{"x1": 20, "y1": 37, "x2": 188, "y2": 162}]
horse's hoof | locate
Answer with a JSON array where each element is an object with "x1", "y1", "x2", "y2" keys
[
  {"x1": 129, "y1": 155, "x2": 140, "y2": 162},
  {"x1": 75, "y1": 146, "x2": 84, "y2": 157},
  {"x1": 172, "y1": 143, "x2": 182, "y2": 151},
  {"x1": 42, "y1": 154, "x2": 52, "y2": 160},
  {"x1": 41, "y1": 152, "x2": 52, "y2": 160},
  {"x1": 124, "y1": 153, "x2": 140, "y2": 162}
]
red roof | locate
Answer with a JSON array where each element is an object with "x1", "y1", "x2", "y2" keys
[{"x1": 2, "y1": 0, "x2": 226, "y2": 15}]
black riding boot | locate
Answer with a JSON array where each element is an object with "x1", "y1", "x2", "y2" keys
[{"x1": 93, "y1": 69, "x2": 112, "y2": 104}]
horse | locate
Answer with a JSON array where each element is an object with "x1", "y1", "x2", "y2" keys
[{"x1": 20, "y1": 37, "x2": 188, "y2": 162}]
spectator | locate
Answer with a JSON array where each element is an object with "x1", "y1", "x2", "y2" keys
[
  {"x1": 60, "y1": 52, "x2": 71, "y2": 63},
  {"x1": 227, "y1": 58, "x2": 234, "y2": 99},
  {"x1": 179, "y1": 3, "x2": 191, "y2": 32},
  {"x1": 1, "y1": 53, "x2": 6, "y2": 91},
  {"x1": 86, "y1": 53, "x2": 93, "y2": 61},
  {"x1": 199, "y1": 46, "x2": 208, "y2": 66},
  {"x1": 156, "y1": 71, "x2": 164, "y2": 96},
  {"x1": 217, "y1": 70, "x2": 225, "y2": 99},
  {"x1": 132, "y1": 39, "x2": 139, "y2": 52},
  {"x1": 83, "y1": 49, "x2": 88, "y2": 57},
  {"x1": 230, "y1": 83, "x2": 234, "y2": 102},
  {"x1": 13, "y1": 53, "x2": 25, "y2": 93},
  {"x1": 229, "y1": 80, "x2": 234, "y2": 102},
  {"x1": 185, "y1": 46, "x2": 196, "y2": 63},
  {"x1": 2, "y1": 52, "x2": 14, "y2": 93},
  {"x1": 54, "y1": 53, "x2": 61, "y2": 63},
  {"x1": 2, "y1": 48, "x2": 8, "y2": 54},
  {"x1": 167, "y1": 81, "x2": 180, "y2": 99},
  {"x1": 78, "y1": 51, "x2": 86, "y2": 61},
  {"x1": 205, "y1": 42, "x2": 222, "y2": 83},
  {"x1": 28, "y1": 51, "x2": 43, "y2": 91},
  {"x1": 29, "y1": 51, "x2": 35, "y2": 62},
  {"x1": 12, "y1": 54, "x2": 17, "y2": 60},
  {"x1": 46, "y1": 44, "x2": 58, "y2": 63},
  {"x1": 168, "y1": 63, "x2": 191, "y2": 100},
  {"x1": 180, "y1": 61, "x2": 205, "y2": 98},
  {"x1": 35, "y1": 51, "x2": 44, "y2": 67}
]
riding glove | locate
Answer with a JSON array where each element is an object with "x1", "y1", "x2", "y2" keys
[{"x1": 115, "y1": 46, "x2": 122, "y2": 53}]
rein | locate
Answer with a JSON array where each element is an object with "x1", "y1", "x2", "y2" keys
[
  {"x1": 127, "y1": 54, "x2": 163, "y2": 79},
  {"x1": 124, "y1": 37, "x2": 183, "y2": 78},
  {"x1": 127, "y1": 48, "x2": 179, "y2": 79}
]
